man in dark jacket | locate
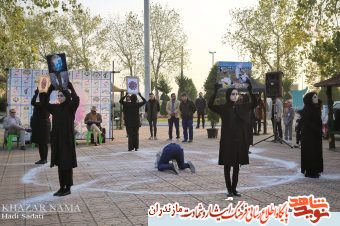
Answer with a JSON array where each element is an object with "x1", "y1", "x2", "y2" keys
[
  {"x1": 179, "y1": 93, "x2": 196, "y2": 143},
  {"x1": 145, "y1": 93, "x2": 160, "y2": 140},
  {"x1": 120, "y1": 92, "x2": 146, "y2": 151},
  {"x1": 195, "y1": 92, "x2": 207, "y2": 129},
  {"x1": 41, "y1": 82, "x2": 79, "y2": 196},
  {"x1": 31, "y1": 88, "x2": 51, "y2": 164}
]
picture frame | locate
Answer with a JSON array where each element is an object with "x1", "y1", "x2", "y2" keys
[{"x1": 126, "y1": 76, "x2": 139, "y2": 94}]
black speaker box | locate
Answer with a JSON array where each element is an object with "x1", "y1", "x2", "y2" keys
[{"x1": 265, "y1": 71, "x2": 283, "y2": 97}]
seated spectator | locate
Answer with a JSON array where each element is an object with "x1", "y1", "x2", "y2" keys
[
  {"x1": 3, "y1": 108, "x2": 31, "y2": 150},
  {"x1": 155, "y1": 143, "x2": 195, "y2": 174},
  {"x1": 84, "y1": 106, "x2": 103, "y2": 146}
]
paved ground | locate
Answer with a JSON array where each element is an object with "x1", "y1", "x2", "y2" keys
[{"x1": 0, "y1": 125, "x2": 340, "y2": 226}]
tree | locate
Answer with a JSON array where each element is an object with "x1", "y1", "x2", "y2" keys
[
  {"x1": 175, "y1": 74, "x2": 197, "y2": 102},
  {"x1": 150, "y1": 4, "x2": 189, "y2": 99},
  {"x1": 157, "y1": 76, "x2": 172, "y2": 115},
  {"x1": 310, "y1": 31, "x2": 340, "y2": 78},
  {"x1": 224, "y1": 0, "x2": 306, "y2": 94},
  {"x1": 204, "y1": 64, "x2": 220, "y2": 128},
  {"x1": 107, "y1": 12, "x2": 144, "y2": 77},
  {"x1": 295, "y1": 0, "x2": 339, "y2": 80},
  {"x1": 52, "y1": 8, "x2": 109, "y2": 70},
  {"x1": 0, "y1": 0, "x2": 79, "y2": 96}
]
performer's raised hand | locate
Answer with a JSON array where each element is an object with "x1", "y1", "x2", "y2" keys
[{"x1": 67, "y1": 81, "x2": 74, "y2": 90}]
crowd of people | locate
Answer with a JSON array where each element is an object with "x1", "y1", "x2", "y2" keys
[{"x1": 2, "y1": 79, "x2": 325, "y2": 197}]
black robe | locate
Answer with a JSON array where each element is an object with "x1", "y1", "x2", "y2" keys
[
  {"x1": 120, "y1": 96, "x2": 146, "y2": 127},
  {"x1": 31, "y1": 92, "x2": 51, "y2": 144},
  {"x1": 208, "y1": 93, "x2": 253, "y2": 166},
  {"x1": 300, "y1": 97, "x2": 323, "y2": 174},
  {"x1": 41, "y1": 89, "x2": 79, "y2": 169}
]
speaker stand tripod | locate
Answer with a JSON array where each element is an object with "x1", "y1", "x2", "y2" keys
[{"x1": 253, "y1": 100, "x2": 294, "y2": 149}]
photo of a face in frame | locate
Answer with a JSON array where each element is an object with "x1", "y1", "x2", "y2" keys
[{"x1": 46, "y1": 53, "x2": 68, "y2": 73}]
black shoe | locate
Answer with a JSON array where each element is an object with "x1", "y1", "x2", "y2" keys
[
  {"x1": 227, "y1": 190, "x2": 233, "y2": 197},
  {"x1": 135, "y1": 149, "x2": 138, "y2": 151},
  {"x1": 188, "y1": 140, "x2": 193, "y2": 143},
  {"x1": 128, "y1": 149, "x2": 133, "y2": 152},
  {"x1": 187, "y1": 161, "x2": 195, "y2": 173},
  {"x1": 305, "y1": 173, "x2": 320, "y2": 178},
  {"x1": 35, "y1": 160, "x2": 47, "y2": 164},
  {"x1": 232, "y1": 190, "x2": 241, "y2": 197},
  {"x1": 248, "y1": 151, "x2": 252, "y2": 154},
  {"x1": 53, "y1": 187, "x2": 65, "y2": 196},
  {"x1": 25, "y1": 128, "x2": 32, "y2": 132},
  {"x1": 196, "y1": 126, "x2": 199, "y2": 129},
  {"x1": 169, "y1": 161, "x2": 179, "y2": 175},
  {"x1": 94, "y1": 143, "x2": 98, "y2": 146},
  {"x1": 182, "y1": 140, "x2": 187, "y2": 143},
  {"x1": 21, "y1": 146, "x2": 26, "y2": 150},
  {"x1": 59, "y1": 187, "x2": 71, "y2": 196}
]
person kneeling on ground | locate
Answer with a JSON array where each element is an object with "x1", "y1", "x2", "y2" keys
[{"x1": 155, "y1": 143, "x2": 195, "y2": 174}]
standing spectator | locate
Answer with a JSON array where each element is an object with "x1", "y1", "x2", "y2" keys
[
  {"x1": 145, "y1": 93, "x2": 160, "y2": 140},
  {"x1": 179, "y1": 93, "x2": 196, "y2": 143},
  {"x1": 195, "y1": 92, "x2": 207, "y2": 129},
  {"x1": 295, "y1": 111, "x2": 302, "y2": 147},
  {"x1": 283, "y1": 101, "x2": 295, "y2": 142},
  {"x1": 31, "y1": 88, "x2": 51, "y2": 164},
  {"x1": 3, "y1": 109, "x2": 31, "y2": 150},
  {"x1": 254, "y1": 95, "x2": 265, "y2": 134},
  {"x1": 300, "y1": 92, "x2": 323, "y2": 178},
  {"x1": 41, "y1": 82, "x2": 79, "y2": 196},
  {"x1": 155, "y1": 143, "x2": 195, "y2": 174},
  {"x1": 84, "y1": 106, "x2": 103, "y2": 146},
  {"x1": 166, "y1": 93, "x2": 181, "y2": 140},
  {"x1": 271, "y1": 97, "x2": 283, "y2": 141},
  {"x1": 208, "y1": 80, "x2": 254, "y2": 197},
  {"x1": 119, "y1": 92, "x2": 146, "y2": 151}
]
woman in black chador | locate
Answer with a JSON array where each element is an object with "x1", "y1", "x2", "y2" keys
[
  {"x1": 41, "y1": 82, "x2": 79, "y2": 196},
  {"x1": 300, "y1": 92, "x2": 323, "y2": 178},
  {"x1": 119, "y1": 92, "x2": 146, "y2": 151},
  {"x1": 208, "y1": 81, "x2": 256, "y2": 197},
  {"x1": 31, "y1": 88, "x2": 51, "y2": 164}
]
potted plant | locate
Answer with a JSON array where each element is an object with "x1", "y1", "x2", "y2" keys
[{"x1": 204, "y1": 64, "x2": 220, "y2": 138}]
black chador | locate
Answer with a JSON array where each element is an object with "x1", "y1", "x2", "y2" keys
[
  {"x1": 208, "y1": 81, "x2": 256, "y2": 197},
  {"x1": 31, "y1": 88, "x2": 51, "y2": 164},
  {"x1": 41, "y1": 82, "x2": 79, "y2": 196},
  {"x1": 119, "y1": 93, "x2": 146, "y2": 151}
]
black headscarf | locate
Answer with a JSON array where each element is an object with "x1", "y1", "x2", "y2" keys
[
  {"x1": 130, "y1": 94, "x2": 137, "y2": 103},
  {"x1": 225, "y1": 88, "x2": 237, "y2": 104},
  {"x1": 303, "y1": 92, "x2": 317, "y2": 106}
]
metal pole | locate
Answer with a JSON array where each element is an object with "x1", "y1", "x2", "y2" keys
[
  {"x1": 111, "y1": 61, "x2": 120, "y2": 140},
  {"x1": 209, "y1": 51, "x2": 216, "y2": 67},
  {"x1": 144, "y1": 0, "x2": 151, "y2": 99}
]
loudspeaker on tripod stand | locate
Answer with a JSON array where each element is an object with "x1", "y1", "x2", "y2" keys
[{"x1": 265, "y1": 71, "x2": 283, "y2": 98}]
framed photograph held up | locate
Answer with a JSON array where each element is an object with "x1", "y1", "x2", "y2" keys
[
  {"x1": 126, "y1": 76, "x2": 139, "y2": 94},
  {"x1": 38, "y1": 75, "x2": 51, "y2": 93}
]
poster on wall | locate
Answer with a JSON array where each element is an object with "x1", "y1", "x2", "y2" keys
[
  {"x1": 7, "y1": 69, "x2": 112, "y2": 140},
  {"x1": 126, "y1": 76, "x2": 139, "y2": 94},
  {"x1": 216, "y1": 61, "x2": 252, "y2": 89}
]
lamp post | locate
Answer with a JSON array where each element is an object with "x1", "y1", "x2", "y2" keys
[
  {"x1": 144, "y1": 0, "x2": 151, "y2": 100},
  {"x1": 209, "y1": 51, "x2": 216, "y2": 67}
]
